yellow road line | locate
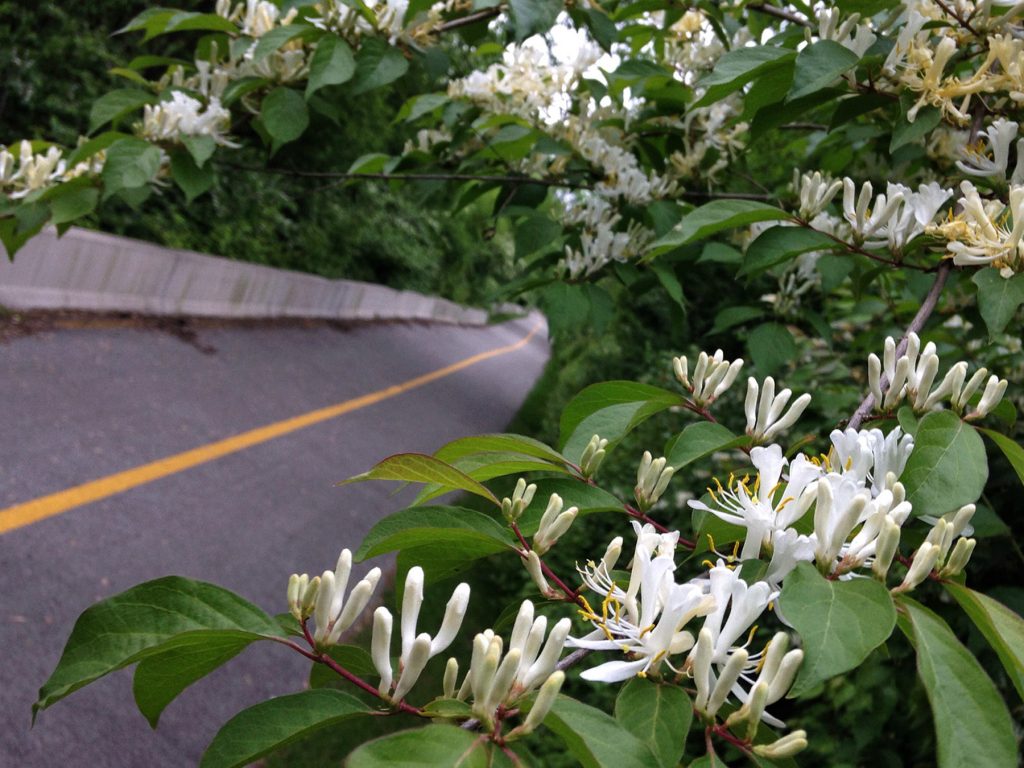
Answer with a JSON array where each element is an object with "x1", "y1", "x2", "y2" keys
[{"x1": 0, "y1": 322, "x2": 543, "y2": 536}]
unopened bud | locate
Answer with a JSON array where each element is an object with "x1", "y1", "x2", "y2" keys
[
  {"x1": 895, "y1": 542, "x2": 940, "y2": 593},
  {"x1": 707, "y1": 649, "x2": 748, "y2": 717},
  {"x1": 872, "y1": 517, "x2": 901, "y2": 579},
  {"x1": 503, "y1": 478, "x2": 537, "y2": 522},
  {"x1": 580, "y1": 435, "x2": 609, "y2": 478},
  {"x1": 300, "y1": 575, "x2": 320, "y2": 619},
  {"x1": 534, "y1": 508, "x2": 579, "y2": 554},
  {"x1": 392, "y1": 633, "x2": 432, "y2": 702},
  {"x1": 939, "y1": 537, "x2": 976, "y2": 577},
  {"x1": 753, "y1": 730, "x2": 809, "y2": 759},
  {"x1": 372, "y1": 607, "x2": 394, "y2": 695},
  {"x1": 518, "y1": 671, "x2": 565, "y2": 736},
  {"x1": 443, "y1": 657, "x2": 459, "y2": 699},
  {"x1": 525, "y1": 551, "x2": 556, "y2": 597},
  {"x1": 601, "y1": 536, "x2": 623, "y2": 573}
]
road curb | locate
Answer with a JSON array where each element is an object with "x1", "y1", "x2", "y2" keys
[{"x1": 0, "y1": 227, "x2": 495, "y2": 324}]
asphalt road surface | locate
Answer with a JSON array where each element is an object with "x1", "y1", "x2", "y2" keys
[{"x1": 0, "y1": 313, "x2": 549, "y2": 767}]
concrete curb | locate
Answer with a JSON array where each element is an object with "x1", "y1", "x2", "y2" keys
[{"x1": 0, "y1": 227, "x2": 497, "y2": 324}]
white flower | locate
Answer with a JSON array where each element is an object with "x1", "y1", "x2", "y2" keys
[
  {"x1": 635, "y1": 451, "x2": 676, "y2": 509},
  {"x1": 956, "y1": 118, "x2": 1020, "y2": 180},
  {"x1": 141, "y1": 91, "x2": 236, "y2": 147},
  {"x1": 829, "y1": 427, "x2": 914, "y2": 496},
  {"x1": 794, "y1": 170, "x2": 842, "y2": 220},
  {"x1": 842, "y1": 178, "x2": 905, "y2": 246},
  {"x1": 744, "y1": 377, "x2": 812, "y2": 443}
]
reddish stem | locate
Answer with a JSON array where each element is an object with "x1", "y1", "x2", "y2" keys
[{"x1": 511, "y1": 522, "x2": 581, "y2": 602}]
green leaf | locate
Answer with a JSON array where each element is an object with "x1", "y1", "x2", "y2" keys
[
  {"x1": 434, "y1": 433, "x2": 567, "y2": 467},
  {"x1": 399, "y1": 93, "x2": 450, "y2": 123},
  {"x1": 972, "y1": 267, "x2": 1024, "y2": 337},
  {"x1": 89, "y1": 89, "x2": 157, "y2": 134},
  {"x1": 545, "y1": 695, "x2": 657, "y2": 768},
  {"x1": 252, "y1": 24, "x2": 311, "y2": 63},
  {"x1": 665, "y1": 422, "x2": 750, "y2": 470},
  {"x1": 422, "y1": 698, "x2": 475, "y2": 719},
  {"x1": 901, "y1": 410, "x2": 988, "y2": 517},
  {"x1": 649, "y1": 201, "x2": 791, "y2": 254},
  {"x1": 355, "y1": 505, "x2": 513, "y2": 561},
  {"x1": 411, "y1": 452, "x2": 570, "y2": 506},
  {"x1": 49, "y1": 185, "x2": 99, "y2": 225},
  {"x1": 133, "y1": 632, "x2": 254, "y2": 727},
  {"x1": 788, "y1": 40, "x2": 859, "y2": 100},
  {"x1": 514, "y1": 214, "x2": 563, "y2": 260},
  {"x1": 347, "y1": 725, "x2": 490, "y2": 767},
  {"x1": 170, "y1": 149, "x2": 214, "y2": 203},
  {"x1": 614, "y1": 679, "x2": 691, "y2": 768},
  {"x1": 508, "y1": 0, "x2": 561, "y2": 40},
  {"x1": 261, "y1": 87, "x2": 309, "y2": 146},
  {"x1": 306, "y1": 34, "x2": 356, "y2": 97},
  {"x1": 35, "y1": 577, "x2": 283, "y2": 714},
  {"x1": 100, "y1": 137, "x2": 163, "y2": 198},
  {"x1": 651, "y1": 262, "x2": 686, "y2": 311},
  {"x1": 978, "y1": 428, "x2": 1024, "y2": 489},
  {"x1": 710, "y1": 306, "x2": 765, "y2": 334},
  {"x1": 66, "y1": 131, "x2": 131, "y2": 166},
  {"x1": 945, "y1": 582, "x2": 1024, "y2": 701},
  {"x1": 740, "y1": 226, "x2": 836, "y2": 278},
  {"x1": 352, "y1": 38, "x2": 409, "y2": 95},
  {"x1": 746, "y1": 322, "x2": 797, "y2": 375},
  {"x1": 559, "y1": 381, "x2": 682, "y2": 462},
  {"x1": 182, "y1": 135, "x2": 216, "y2": 167},
  {"x1": 778, "y1": 562, "x2": 896, "y2": 697},
  {"x1": 341, "y1": 453, "x2": 499, "y2": 505},
  {"x1": 890, "y1": 106, "x2": 941, "y2": 154},
  {"x1": 897, "y1": 597, "x2": 1018, "y2": 768},
  {"x1": 164, "y1": 12, "x2": 237, "y2": 35},
  {"x1": 694, "y1": 46, "x2": 795, "y2": 107},
  {"x1": 201, "y1": 689, "x2": 371, "y2": 768}
]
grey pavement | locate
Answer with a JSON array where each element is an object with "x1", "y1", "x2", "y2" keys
[{"x1": 0, "y1": 314, "x2": 548, "y2": 767}]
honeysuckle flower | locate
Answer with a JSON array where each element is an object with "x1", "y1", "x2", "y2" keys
[
  {"x1": 829, "y1": 427, "x2": 914, "y2": 496},
  {"x1": 311, "y1": 550, "x2": 382, "y2": 646},
  {"x1": 744, "y1": 377, "x2": 812, "y2": 443},
  {"x1": 689, "y1": 445, "x2": 820, "y2": 560},
  {"x1": 874, "y1": 182, "x2": 952, "y2": 253},
  {"x1": 5, "y1": 141, "x2": 66, "y2": 199},
  {"x1": 764, "y1": 528, "x2": 816, "y2": 586},
  {"x1": 957, "y1": 118, "x2": 1020, "y2": 179},
  {"x1": 674, "y1": 350, "x2": 744, "y2": 406},
  {"x1": 372, "y1": 567, "x2": 470, "y2": 701},
  {"x1": 140, "y1": 91, "x2": 236, "y2": 147},
  {"x1": 573, "y1": 568, "x2": 713, "y2": 682},
  {"x1": 810, "y1": 8, "x2": 876, "y2": 58},
  {"x1": 698, "y1": 564, "x2": 774, "y2": 663},
  {"x1": 842, "y1": 178, "x2": 905, "y2": 246},
  {"x1": 838, "y1": 485, "x2": 912, "y2": 571},
  {"x1": 934, "y1": 181, "x2": 1024, "y2": 269}
]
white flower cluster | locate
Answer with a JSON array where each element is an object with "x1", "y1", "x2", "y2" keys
[
  {"x1": 216, "y1": 0, "x2": 298, "y2": 38},
  {"x1": 0, "y1": 140, "x2": 106, "y2": 200},
  {"x1": 140, "y1": 91, "x2": 236, "y2": 147},
  {"x1": 867, "y1": 332, "x2": 1008, "y2": 418},
  {"x1": 673, "y1": 349, "x2": 744, "y2": 407},
  {"x1": 930, "y1": 181, "x2": 1024, "y2": 271},
  {"x1": 841, "y1": 178, "x2": 952, "y2": 253}
]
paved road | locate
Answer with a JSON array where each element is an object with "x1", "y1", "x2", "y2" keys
[{"x1": 0, "y1": 314, "x2": 548, "y2": 767}]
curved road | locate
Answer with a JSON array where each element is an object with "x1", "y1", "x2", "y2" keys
[{"x1": 0, "y1": 314, "x2": 548, "y2": 767}]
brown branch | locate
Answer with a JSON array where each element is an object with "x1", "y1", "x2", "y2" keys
[
  {"x1": 747, "y1": 3, "x2": 811, "y2": 27},
  {"x1": 437, "y1": 7, "x2": 503, "y2": 32},
  {"x1": 846, "y1": 261, "x2": 952, "y2": 430}
]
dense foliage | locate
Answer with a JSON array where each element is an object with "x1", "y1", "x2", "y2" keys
[{"x1": 7, "y1": 0, "x2": 1024, "y2": 766}]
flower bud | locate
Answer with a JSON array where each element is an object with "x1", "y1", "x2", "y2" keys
[
  {"x1": 872, "y1": 517, "x2": 901, "y2": 579},
  {"x1": 580, "y1": 435, "x2": 609, "y2": 478},
  {"x1": 753, "y1": 730, "x2": 809, "y2": 759},
  {"x1": 521, "y1": 618, "x2": 571, "y2": 692},
  {"x1": 300, "y1": 575, "x2": 320, "y2": 619},
  {"x1": 707, "y1": 649, "x2": 749, "y2": 717},
  {"x1": 673, "y1": 356, "x2": 690, "y2": 389},
  {"x1": 971, "y1": 376, "x2": 1007, "y2": 418},
  {"x1": 430, "y1": 582, "x2": 471, "y2": 655},
  {"x1": 443, "y1": 657, "x2": 459, "y2": 699},
  {"x1": 601, "y1": 536, "x2": 623, "y2": 573},
  {"x1": 524, "y1": 551, "x2": 555, "y2": 598},
  {"x1": 895, "y1": 542, "x2": 940, "y2": 593},
  {"x1": 484, "y1": 648, "x2": 522, "y2": 711},
  {"x1": 868, "y1": 354, "x2": 883, "y2": 407},
  {"x1": 518, "y1": 671, "x2": 564, "y2": 735},
  {"x1": 372, "y1": 607, "x2": 394, "y2": 695},
  {"x1": 534, "y1": 508, "x2": 579, "y2": 554},
  {"x1": 392, "y1": 633, "x2": 432, "y2": 702},
  {"x1": 691, "y1": 628, "x2": 713, "y2": 711},
  {"x1": 939, "y1": 537, "x2": 976, "y2": 577},
  {"x1": 401, "y1": 567, "x2": 425, "y2": 661},
  {"x1": 503, "y1": 478, "x2": 537, "y2": 522}
]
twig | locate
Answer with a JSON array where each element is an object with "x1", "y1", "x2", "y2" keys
[
  {"x1": 747, "y1": 3, "x2": 811, "y2": 27},
  {"x1": 846, "y1": 261, "x2": 952, "y2": 430},
  {"x1": 437, "y1": 7, "x2": 503, "y2": 32}
]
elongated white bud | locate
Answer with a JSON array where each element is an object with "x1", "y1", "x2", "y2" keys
[
  {"x1": 939, "y1": 537, "x2": 976, "y2": 577},
  {"x1": 508, "y1": 600, "x2": 535, "y2": 657},
  {"x1": 950, "y1": 504, "x2": 976, "y2": 538},
  {"x1": 430, "y1": 582, "x2": 471, "y2": 655},
  {"x1": 971, "y1": 376, "x2": 1007, "y2": 418},
  {"x1": 745, "y1": 378, "x2": 759, "y2": 431},
  {"x1": 518, "y1": 671, "x2": 564, "y2": 735},
  {"x1": 301, "y1": 576, "x2": 320, "y2": 618},
  {"x1": 767, "y1": 649, "x2": 804, "y2": 703},
  {"x1": 328, "y1": 569, "x2": 381, "y2": 645},
  {"x1": 872, "y1": 517, "x2": 901, "y2": 579},
  {"x1": 924, "y1": 361, "x2": 967, "y2": 410},
  {"x1": 392, "y1": 633, "x2": 432, "y2": 702},
  {"x1": 443, "y1": 657, "x2": 459, "y2": 699},
  {"x1": 520, "y1": 618, "x2": 571, "y2": 692},
  {"x1": 954, "y1": 367, "x2": 989, "y2": 411},
  {"x1": 484, "y1": 648, "x2": 522, "y2": 711},
  {"x1": 763, "y1": 393, "x2": 811, "y2": 441},
  {"x1": 913, "y1": 354, "x2": 940, "y2": 410},
  {"x1": 470, "y1": 638, "x2": 502, "y2": 705},
  {"x1": 313, "y1": 571, "x2": 336, "y2": 643},
  {"x1": 579, "y1": 435, "x2": 609, "y2": 478},
  {"x1": 401, "y1": 567, "x2": 425, "y2": 661},
  {"x1": 896, "y1": 542, "x2": 940, "y2": 592},
  {"x1": 673, "y1": 356, "x2": 690, "y2": 389},
  {"x1": 503, "y1": 478, "x2": 537, "y2": 522},
  {"x1": 524, "y1": 551, "x2": 555, "y2": 598},
  {"x1": 535, "y1": 508, "x2": 579, "y2": 554},
  {"x1": 868, "y1": 354, "x2": 883, "y2": 407},
  {"x1": 372, "y1": 607, "x2": 393, "y2": 695},
  {"x1": 517, "y1": 616, "x2": 548, "y2": 679},
  {"x1": 724, "y1": 681, "x2": 769, "y2": 741},
  {"x1": 707, "y1": 648, "x2": 749, "y2": 716},
  {"x1": 884, "y1": 357, "x2": 910, "y2": 410},
  {"x1": 753, "y1": 730, "x2": 808, "y2": 759},
  {"x1": 331, "y1": 549, "x2": 353, "y2": 618},
  {"x1": 601, "y1": 536, "x2": 623, "y2": 573},
  {"x1": 692, "y1": 628, "x2": 713, "y2": 710},
  {"x1": 287, "y1": 573, "x2": 306, "y2": 620}
]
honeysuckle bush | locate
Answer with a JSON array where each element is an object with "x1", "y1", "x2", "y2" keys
[{"x1": 13, "y1": 0, "x2": 1024, "y2": 766}]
